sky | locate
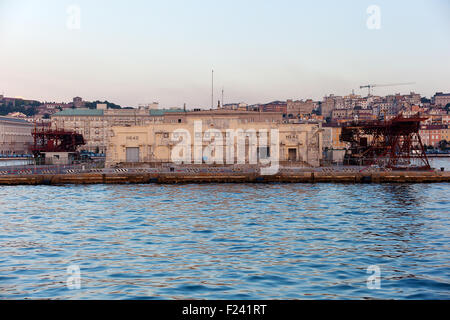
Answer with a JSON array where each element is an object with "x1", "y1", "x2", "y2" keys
[{"x1": 0, "y1": 0, "x2": 449, "y2": 108}]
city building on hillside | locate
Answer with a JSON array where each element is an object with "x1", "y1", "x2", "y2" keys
[
  {"x1": 419, "y1": 124, "x2": 446, "y2": 147},
  {"x1": 433, "y1": 92, "x2": 450, "y2": 107},
  {"x1": 96, "y1": 103, "x2": 108, "y2": 110},
  {"x1": 6, "y1": 112, "x2": 28, "y2": 119},
  {"x1": 41, "y1": 102, "x2": 71, "y2": 110},
  {"x1": 441, "y1": 126, "x2": 450, "y2": 143},
  {"x1": 442, "y1": 115, "x2": 450, "y2": 125},
  {"x1": 259, "y1": 101, "x2": 287, "y2": 113},
  {"x1": 331, "y1": 109, "x2": 350, "y2": 121},
  {"x1": 321, "y1": 95, "x2": 344, "y2": 118},
  {"x1": 221, "y1": 103, "x2": 248, "y2": 111},
  {"x1": 35, "y1": 102, "x2": 69, "y2": 118},
  {"x1": 0, "y1": 116, "x2": 33, "y2": 155},
  {"x1": 287, "y1": 99, "x2": 315, "y2": 117},
  {"x1": 353, "y1": 109, "x2": 376, "y2": 121},
  {"x1": 372, "y1": 102, "x2": 396, "y2": 118},
  {"x1": 403, "y1": 92, "x2": 422, "y2": 105},
  {"x1": 73, "y1": 97, "x2": 85, "y2": 108},
  {"x1": 138, "y1": 102, "x2": 159, "y2": 110},
  {"x1": 343, "y1": 93, "x2": 365, "y2": 109}
]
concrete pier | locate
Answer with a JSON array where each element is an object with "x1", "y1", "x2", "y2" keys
[{"x1": 0, "y1": 170, "x2": 448, "y2": 185}]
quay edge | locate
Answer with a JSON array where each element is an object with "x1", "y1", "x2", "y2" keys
[{"x1": 0, "y1": 171, "x2": 449, "y2": 185}]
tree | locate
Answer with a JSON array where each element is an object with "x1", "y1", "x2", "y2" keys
[
  {"x1": 0, "y1": 101, "x2": 38, "y2": 116},
  {"x1": 438, "y1": 140, "x2": 449, "y2": 150},
  {"x1": 85, "y1": 100, "x2": 122, "y2": 109},
  {"x1": 444, "y1": 103, "x2": 450, "y2": 112}
]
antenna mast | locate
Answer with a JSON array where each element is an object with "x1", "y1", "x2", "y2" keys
[{"x1": 211, "y1": 69, "x2": 214, "y2": 109}]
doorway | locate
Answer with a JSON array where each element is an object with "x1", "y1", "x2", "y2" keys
[
  {"x1": 126, "y1": 147, "x2": 140, "y2": 163},
  {"x1": 288, "y1": 148, "x2": 297, "y2": 161}
]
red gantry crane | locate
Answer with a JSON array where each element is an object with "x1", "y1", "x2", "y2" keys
[
  {"x1": 340, "y1": 114, "x2": 431, "y2": 171},
  {"x1": 32, "y1": 126, "x2": 85, "y2": 156}
]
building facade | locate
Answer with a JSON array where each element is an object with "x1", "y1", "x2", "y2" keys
[
  {"x1": 51, "y1": 108, "x2": 169, "y2": 153},
  {"x1": 162, "y1": 110, "x2": 283, "y2": 125},
  {"x1": 0, "y1": 116, "x2": 33, "y2": 155},
  {"x1": 106, "y1": 120, "x2": 323, "y2": 168},
  {"x1": 433, "y1": 92, "x2": 450, "y2": 107},
  {"x1": 72, "y1": 97, "x2": 85, "y2": 108},
  {"x1": 321, "y1": 95, "x2": 344, "y2": 118},
  {"x1": 419, "y1": 124, "x2": 445, "y2": 147},
  {"x1": 287, "y1": 99, "x2": 315, "y2": 117},
  {"x1": 51, "y1": 109, "x2": 283, "y2": 154},
  {"x1": 259, "y1": 101, "x2": 287, "y2": 113},
  {"x1": 440, "y1": 126, "x2": 450, "y2": 143},
  {"x1": 322, "y1": 124, "x2": 348, "y2": 164}
]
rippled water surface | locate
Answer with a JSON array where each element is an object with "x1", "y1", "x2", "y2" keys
[{"x1": 1, "y1": 163, "x2": 449, "y2": 299}]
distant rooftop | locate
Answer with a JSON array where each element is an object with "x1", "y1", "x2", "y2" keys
[
  {"x1": 150, "y1": 109, "x2": 185, "y2": 116},
  {"x1": 52, "y1": 108, "x2": 104, "y2": 116},
  {"x1": 52, "y1": 108, "x2": 188, "y2": 117},
  {"x1": 0, "y1": 116, "x2": 32, "y2": 124}
]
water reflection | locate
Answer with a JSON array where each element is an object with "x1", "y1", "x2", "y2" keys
[{"x1": 0, "y1": 178, "x2": 449, "y2": 299}]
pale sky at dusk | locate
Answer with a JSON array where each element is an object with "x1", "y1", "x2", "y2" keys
[{"x1": 0, "y1": 0, "x2": 449, "y2": 108}]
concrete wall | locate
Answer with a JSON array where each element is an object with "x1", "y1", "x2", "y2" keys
[{"x1": 43, "y1": 152, "x2": 75, "y2": 165}]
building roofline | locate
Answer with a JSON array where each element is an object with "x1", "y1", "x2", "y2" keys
[{"x1": 51, "y1": 108, "x2": 104, "y2": 116}]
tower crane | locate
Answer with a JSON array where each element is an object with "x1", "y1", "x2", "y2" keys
[{"x1": 360, "y1": 82, "x2": 415, "y2": 96}]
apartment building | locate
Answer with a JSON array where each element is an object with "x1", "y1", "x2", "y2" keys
[
  {"x1": 419, "y1": 124, "x2": 445, "y2": 147},
  {"x1": 51, "y1": 108, "x2": 182, "y2": 153},
  {"x1": 0, "y1": 116, "x2": 33, "y2": 155},
  {"x1": 433, "y1": 92, "x2": 450, "y2": 107},
  {"x1": 321, "y1": 95, "x2": 344, "y2": 118},
  {"x1": 287, "y1": 99, "x2": 315, "y2": 117}
]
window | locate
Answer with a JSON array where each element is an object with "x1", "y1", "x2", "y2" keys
[{"x1": 258, "y1": 147, "x2": 270, "y2": 159}]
